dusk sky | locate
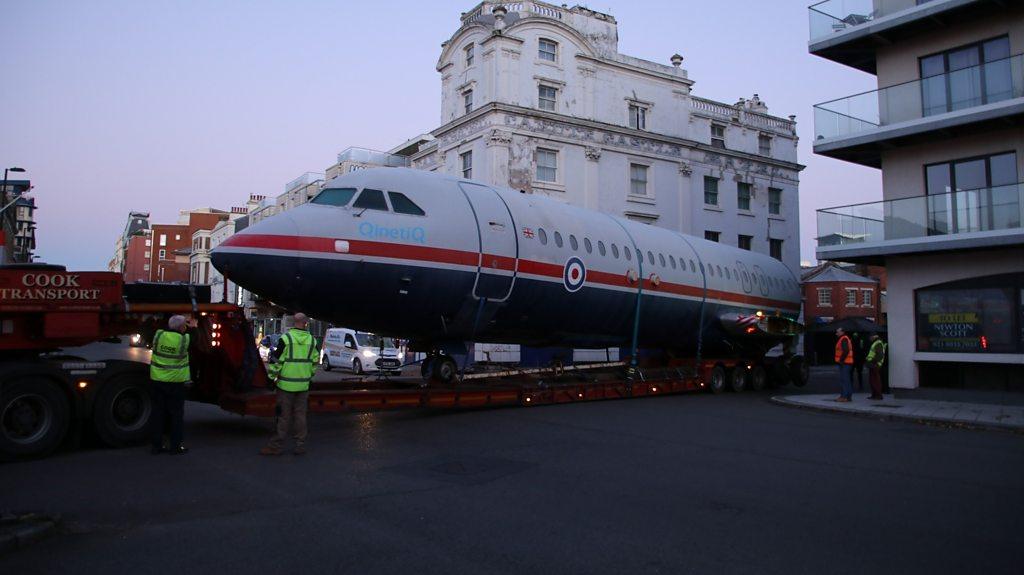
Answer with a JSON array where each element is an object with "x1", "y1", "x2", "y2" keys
[{"x1": 1, "y1": 0, "x2": 881, "y2": 269}]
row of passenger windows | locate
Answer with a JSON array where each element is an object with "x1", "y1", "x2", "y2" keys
[
  {"x1": 535, "y1": 227, "x2": 796, "y2": 292},
  {"x1": 311, "y1": 187, "x2": 425, "y2": 216}
]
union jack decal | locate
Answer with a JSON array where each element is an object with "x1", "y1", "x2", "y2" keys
[
  {"x1": 522, "y1": 227, "x2": 535, "y2": 239},
  {"x1": 736, "y1": 315, "x2": 759, "y2": 327}
]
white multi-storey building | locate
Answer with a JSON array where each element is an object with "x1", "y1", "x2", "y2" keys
[{"x1": 389, "y1": 1, "x2": 803, "y2": 273}]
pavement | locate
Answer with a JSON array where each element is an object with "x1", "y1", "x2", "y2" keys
[
  {"x1": 772, "y1": 392, "x2": 1024, "y2": 431},
  {"x1": 1, "y1": 366, "x2": 1022, "y2": 575}
]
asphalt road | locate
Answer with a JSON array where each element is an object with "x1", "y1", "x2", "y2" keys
[{"x1": 1, "y1": 367, "x2": 1022, "y2": 575}]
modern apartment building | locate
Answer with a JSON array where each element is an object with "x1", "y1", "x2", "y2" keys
[{"x1": 809, "y1": 0, "x2": 1023, "y2": 389}]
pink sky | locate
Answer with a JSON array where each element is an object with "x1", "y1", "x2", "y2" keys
[{"x1": 0, "y1": 0, "x2": 880, "y2": 269}]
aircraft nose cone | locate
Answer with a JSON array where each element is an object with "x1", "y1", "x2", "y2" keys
[{"x1": 211, "y1": 211, "x2": 301, "y2": 304}]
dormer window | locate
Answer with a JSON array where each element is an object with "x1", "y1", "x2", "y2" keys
[
  {"x1": 538, "y1": 38, "x2": 558, "y2": 62},
  {"x1": 465, "y1": 43, "x2": 474, "y2": 67}
]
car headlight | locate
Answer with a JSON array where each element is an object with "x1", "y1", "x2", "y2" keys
[
  {"x1": 397, "y1": 351, "x2": 405, "y2": 361},
  {"x1": 131, "y1": 334, "x2": 141, "y2": 344},
  {"x1": 362, "y1": 349, "x2": 375, "y2": 358}
]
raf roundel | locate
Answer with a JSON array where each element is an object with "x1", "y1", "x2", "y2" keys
[{"x1": 563, "y1": 257, "x2": 587, "y2": 293}]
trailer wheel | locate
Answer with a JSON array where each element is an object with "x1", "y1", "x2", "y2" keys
[
  {"x1": 322, "y1": 355, "x2": 332, "y2": 372},
  {"x1": 728, "y1": 367, "x2": 748, "y2": 392},
  {"x1": 431, "y1": 356, "x2": 458, "y2": 385},
  {"x1": 789, "y1": 357, "x2": 810, "y2": 388},
  {"x1": 708, "y1": 365, "x2": 727, "y2": 394},
  {"x1": 750, "y1": 365, "x2": 768, "y2": 391},
  {"x1": 92, "y1": 375, "x2": 153, "y2": 447},
  {"x1": 0, "y1": 378, "x2": 70, "y2": 459}
]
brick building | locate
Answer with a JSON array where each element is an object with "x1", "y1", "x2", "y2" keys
[
  {"x1": 123, "y1": 231, "x2": 152, "y2": 283},
  {"x1": 801, "y1": 262, "x2": 881, "y2": 364}
]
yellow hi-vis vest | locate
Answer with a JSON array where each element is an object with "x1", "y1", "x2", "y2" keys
[
  {"x1": 269, "y1": 328, "x2": 319, "y2": 392},
  {"x1": 150, "y1": 329, "x2": 191, "y2": 383}
]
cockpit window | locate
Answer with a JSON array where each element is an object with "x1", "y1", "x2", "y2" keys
[
  {"x1": 311, "y1": 187, "x2": 357, "y2": 206},
  {"x1": 388, "y1": 192, "x2": 425, "y2": 216},
  {"x1": 352, "y1": 189, "x2": 388, "y2": 211}
]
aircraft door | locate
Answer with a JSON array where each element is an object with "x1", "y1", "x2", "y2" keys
[
  {"x1": 459, "y1": 183, "x2": 518, "y2": 301},
  {"x1": 736, "y1": 260, "x2": 753, "y2": 294}
]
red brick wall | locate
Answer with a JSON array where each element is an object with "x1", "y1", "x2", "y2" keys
[
  {"x1": 803, "y1": 281, "x2": 880, "y2": 323},
  {"x1": 149, "y1": 224, "x2": 189, "y2": 283},
  {"x1": 123, "y1": 234, "x2": 151, "y2": 283}
]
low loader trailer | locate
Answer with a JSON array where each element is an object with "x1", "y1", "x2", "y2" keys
[{"x1": 0, "y1": 265, "x2": 806, "y2": 460}]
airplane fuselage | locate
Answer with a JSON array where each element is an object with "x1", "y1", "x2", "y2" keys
[{"x1": 212, "y1": 168, "x2": 801, "y2": 357}]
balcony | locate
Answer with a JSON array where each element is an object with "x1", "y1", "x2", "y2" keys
[
  {"x1": 814, "y1": 53, "x2": 1024, "y2": 167},
  {"x1": 816, "y1": 183, "x2": 1024, "y2": 263},
  {"x1": 808, "y1": 0, "x2": 1006, "y2": 73}
]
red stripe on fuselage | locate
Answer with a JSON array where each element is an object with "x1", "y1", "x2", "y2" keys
[{"x1": 222, "y1": 233, "x2": 799, "y2": 312}]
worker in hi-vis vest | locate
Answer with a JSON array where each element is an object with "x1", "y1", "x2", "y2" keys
[
  {"x1": 834, "y1": 327, "x2": 855, "y2": 403},
  {"x1": 149, "y1": 314, "x2": 192, "y2": 454},
  {"x1": 865, "y1": 333, "x2": 886, "y2": 400},
  {"x1": 261, "y1": 312, "x2": 320, "y2": 456}
]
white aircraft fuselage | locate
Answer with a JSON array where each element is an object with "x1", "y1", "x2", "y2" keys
[{"x1": 211, "y1": 168, "x2": 802, "y2": 357}]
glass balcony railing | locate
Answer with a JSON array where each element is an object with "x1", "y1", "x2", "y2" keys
[
  {"x1": 809, "y1": 0, "x2": 936, "y2": 41},
  {"x1": 817, "y1": 183, "x2": 1024, "y2": 248},
  {"x1": 814, "y1": 53, "x2": 1024, "y2": 141}
]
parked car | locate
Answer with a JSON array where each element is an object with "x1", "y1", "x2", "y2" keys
[{"x1": 321, "y1": 328, "x2": 403, "y2": 375}]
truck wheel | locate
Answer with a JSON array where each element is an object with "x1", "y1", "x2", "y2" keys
[
  {"x1": 708, "y1": 365, "x2": 727, "y2": 394},
  {"x1": 0, "y1": 378, "x2": 70, "y2": 459},
  {"x1": 353, "y1": 359, "x2": 364, "y2": 375},
  {"x1": 93, "y1": 375, "x2": 153, "y2": 447},
  {"x1": 431, "y1": 356, "x2": 458, "y2": 385},
  {"x1": 728, "y1": 367, "x2": 748, "y2": 392},
  {"x1": 750, "y1": 365, "x2": 768, "y2": 391},
  {"x1": 322, "y1": 355, "x2": 332, "y2": 372}
]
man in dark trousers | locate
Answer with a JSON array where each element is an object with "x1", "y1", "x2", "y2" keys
[
  {"x1": 261, "y1": 313, "x2": 320, "y2": 456},
  {"x1": 865, "y1": 333, "x2": 886, "y2": 400},
  {"x1": 149, "y1": 315, "x2": 191, "y2": 454},
  {"x1": 834, "y1": 327, "x2": 854, "y2": 402},
  {"x1": 851, "y1": 332, "x2": 866, "y2": 392}
]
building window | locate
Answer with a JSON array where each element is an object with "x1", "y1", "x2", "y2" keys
[
  {"x1": 629, "y1": 164, "x2": 648, "y2": 196},
  {"x1": 175, "y1": 234, "x2": 180, "y2": 241},
  {"x1": 538, "y1": 85, "x2": 557, "y2": 112},
  {"x1": 818, "y1": 288, "x2": 832, "y2": 307},
  {"x1": 846, "y1": 288, "x2": 858, "y2": 307},
  {"x1": 158, "y1": 249, "x2": 166, "y2": 259},
  {"x1": 465, "y1": 43, "x2": 474, "y2": 67},
  {"x1": 861, "y1": 289, "x2": 873, "y2": 307},
  {"x1": 144, "y1": 251, "x2": 151, "y2": 258},
  {"x1": 920, "y1": 36, "x2": 1011, "y2": 117},
  {"x1": 460, "y1": 151, "x2": 473, "y2": 179},
  {"x1": 758, "y1": 134, "x2": 772, "y2": 156},
  {"x1": 628, "y1": 104, "x2": 647, "y2": 130},
  {"x1": 464, "y1": 90, "x2": 473, "y2": 114},
  {"x1": 704, "y1": 231, "x2": 720, "y2": 242},
  {"x1": 538, "y1": 38, "x2": 558, "y2": 62},
  {"x1": 738, "y1": 235, "x2": 752, "y2": 250},
  {"x1": 770, "y1": 239, "x2": 783, "y2": 261},
  {"x1": 536, "y1": 148, "x2": 557, "y2": 182},
  {"x1": 711, "y1": 124, "x2": 726, "y2": 149},
  {"x1": 704, "y1": 176, "x2": 719, "y2": 206},
  {"x1": 924, "y1": 151, "x2": 1017, "y2": 235},
  {"x1": 737, "y1": 182, "x2": 752, "y2": 211},
  {"x1": 915, "y1": 272, "x2": 1023, "y2": 353},
  {"x1": 145, "y1": 239, "x2": 151, "y2": 247},
  {"x1": 768, "y1": 188, "x2": 782, "y2": 215},
  {"x1": 159, "y1": 234, "x2": 166, "y2": 247}
]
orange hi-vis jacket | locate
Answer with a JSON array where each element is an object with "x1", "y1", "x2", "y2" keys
[{"x1": 835, "y1": 335, "x2": 854, "y2": 365}]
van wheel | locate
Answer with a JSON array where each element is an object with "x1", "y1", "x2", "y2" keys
[
  {"x1": 728, "y1": 367, "x2": 748, "y2": 392},
  {"x1": 708, "y1": 365, "x2": 726, "y2": 394},
  {"x1": 93, "y1": 374, "x2": 152, "y2": 447},
  {"x1": 0, "y1": 377, "x2": 70, "y2": 459},
  {"x1": 322, "y1": 355, "x2": 332, "y2": 372},
  {"x1": 352, "y1": 359, "x2": 364, "y2": 375},
  {"x1": 750, "y1": 365, "x2": 768, "y2": 391}
]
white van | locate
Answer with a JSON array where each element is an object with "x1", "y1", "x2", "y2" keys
[{"x1": 321, "y1": 328, "x2": 403, "y2": 375}]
